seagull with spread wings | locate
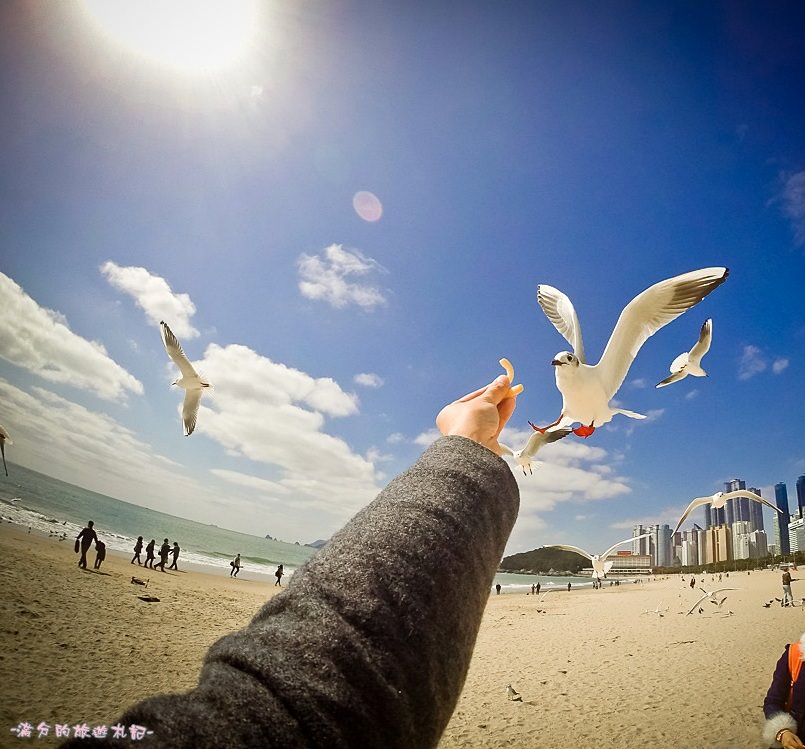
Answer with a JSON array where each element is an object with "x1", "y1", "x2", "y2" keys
[
  {"x1": 671, "y1": 489, "x2": 781, "y2": 536},
  {"x1": 656, "y1": 318, "x2": 713, "y2": 388},
  {"x1": 532, "y1": 268, "x2": 729, "y2": 437},
  {"x1": 159, "y1": 321, "x2": 211, "y2": 436},
  {"x1": 546, "y1": 533, "x2": 650, "y2": 580},
  {"x1": 687, "y1": 587, "x2": 738, "y2": 616},
  {"x1": 499, "y1": 427, "x2": 572, "y2": 475}
]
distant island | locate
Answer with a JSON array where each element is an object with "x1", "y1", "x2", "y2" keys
[
  {"x1": 306, "y1": 539, "x2": 328, "y2": 549},
  {"x1": 500, "y1": 547, "x2": 587, "y2": 575}
]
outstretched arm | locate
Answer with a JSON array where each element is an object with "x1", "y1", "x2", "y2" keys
[{"x1": 62, "y1": 375, "x2": 521, "y2": 748}]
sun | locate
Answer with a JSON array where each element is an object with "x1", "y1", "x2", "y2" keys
[{"x1": 80, "y1": 0, "x2": 260, "y2": 73}]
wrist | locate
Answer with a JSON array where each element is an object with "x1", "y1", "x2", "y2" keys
[{"x1": 777, "y1": 727, "x2": 792, "y2": 743}]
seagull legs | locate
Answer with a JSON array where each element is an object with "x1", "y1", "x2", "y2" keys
[
  {"x1": 573, "y1": 422, "x2": 596, "y2": 438},
  {"x1": 528, "y1": 417, "x2": 563, "y2": 434}
]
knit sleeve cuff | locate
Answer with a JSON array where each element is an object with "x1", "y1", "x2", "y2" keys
[{"x1": 762, "y1": 712, "x2": 797, "y2": 747}]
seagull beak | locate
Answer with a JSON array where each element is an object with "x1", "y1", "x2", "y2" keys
[{"x1": 551, "y1": 359, "x2": 562, "y2": 366}]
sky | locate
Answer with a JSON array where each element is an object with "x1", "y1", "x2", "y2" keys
[{"x1": 0, "y1": 0, "x2": 803, "y2": 556}]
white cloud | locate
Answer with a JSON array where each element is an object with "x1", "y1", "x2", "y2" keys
[
  {"x1": 386, "y1": 432, "x2": 405, "y2": 444},
  {"x1": 499, "y1": 425, "x2": 631, "y2": 553},
  {"x1": 189, "y1": 343, "x2": 380, "y2": 524},
  {"x1": 354, "y1": 372, "x2": 384, "y2": 388},
  {"x1": 738, "y1": 344, "x2": 767, "y2": 380},
  {"x1": 100, "y1": 261, "x2": 199, "y2": 338},
  {"x1": 780, "y1": 171, "x2": 805, "y2": 246},
  {"x1": 773, "y1": 358, "x2": 790, "y2": 374},
  {"x1": 209, "y1": 468, "x2": 291, "y2": 496},
  {"x1": 297, "y1": 244, "x2": 388, "y2": 310},
  {"x1": 685, "y1": 389, "x2": 700, "y2": 400},
  {"x1": 413, "y1": 428, "x2": 440, "y2": 447},
  {"x1": 629, "y1": 378, "x2": 648, "y2": 389},
  {"x1": 0, "y1": 273, "x2": 143, "y2": 401}
]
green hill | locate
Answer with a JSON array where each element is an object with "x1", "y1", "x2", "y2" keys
[{"x1": 500, "y1": 547, "x2": 587, "y2": 574}]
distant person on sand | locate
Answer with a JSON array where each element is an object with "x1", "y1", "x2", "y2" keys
[
  {"x1": 230, "y1": 554, "x2": 241, "y2": 577},
  {"x1": 131, "y1": 536, "x2": 143, "y2": 565},
  {"x1": 536, "y1": 582, "x2": 541, "y2": 595},
  {"x1": 495, "y1": 583, "x2": 501, "y2": 595},
  {"x1": 783, "y1": 569, "x2": 795, "y2": 607},
  {"x1": 75, "y1": 521, "x2": 97, "y2": 570},
  {"x1": 156, "y1": 539, "x2": 171, "y2": 572},
  {"x1": 275, "y1": 564, "x2": 284, "y2": 586},
  {"x1": 689, "y1": 577, "x2": 696, "y2": 589},
  {"x1": 57, "y1": 372, "x2": 524, "y2": 749},
  {"x1": 93, "y1": 540, "x2": 106, "y2": 570},
  {"x1": 169, "y1": 542, "x2": 180, "y2": 571},
  {"x1": 567, "y1": 582, "x2": 572, "y2": 592},
  {"x1": 144, "y1": 539, "x2": 156, "y2": 569}
]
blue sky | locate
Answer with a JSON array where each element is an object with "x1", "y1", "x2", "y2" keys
[{"x1": 0, "y1": 1, "x2": 803, "y2": 554}]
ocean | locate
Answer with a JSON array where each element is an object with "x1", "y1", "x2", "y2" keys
[{"x1": 0, "y1": 463, "x2": 597, "y2": 592}]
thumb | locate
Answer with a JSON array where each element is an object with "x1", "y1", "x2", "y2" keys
[{"x1": 483, "y1": 375, "x2": 511, "y2": 404}]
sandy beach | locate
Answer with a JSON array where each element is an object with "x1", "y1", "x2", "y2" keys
[{"x1": 1, "y1": 522, "x2": 800, "y2": 748}]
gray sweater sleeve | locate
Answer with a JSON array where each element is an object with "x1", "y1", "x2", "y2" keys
[{"x1": 63, "y1": 436, "x2": 519, "y2": 748}]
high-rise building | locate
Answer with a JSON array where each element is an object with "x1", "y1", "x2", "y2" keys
[
  {"x1": 790, "y1": 516, "x2": 805, "y2": 555},
  {"x1": 776, "y1": 482, "x2": 791, "y2": 555},
  {"x1": 797, "y1": 475, "x2": 805, "y2": 518},
  {"x1": 714, "y1": 525, "x2": 732, "y2": 563},
  {"x1": 704, "y1": 504, "x2": 712, "y2": 529},
  {"x1": 632, "y1": 525, "x2": 649, "y2": 556},
  {"x1": 732, "y1": 520, "x2": 752, "y2": 561},
  {"x1": 749, "y1": 530, "x2": 768, "y2": 559},
  {"x1": 749, "y1": 487, "x2": 765, "y2": 532}
]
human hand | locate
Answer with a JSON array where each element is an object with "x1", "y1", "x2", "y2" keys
[
  {"x1": 436, "y1": 374, "x2": 518, "y2": 455},
  {"x1": 781, "y1": 729, "x2": 805, "y2": 749}
]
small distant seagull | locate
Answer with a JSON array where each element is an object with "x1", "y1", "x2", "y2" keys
[
  {"x1": 686, "y1": 587, "x2": 738, "y2": 616},
  {"x1": 642, "y1": 602, "x2": 668, "y2": 617},
  {"x1": 532, "y1": 268, "x2": 729, "y2": 437},
  {"x1": 671, "y1": 489, "x2": 780, "y2": 536},
  {"x1": 656, "y1": 319, "x2": 713, "y2": 388},
  {"x1": 9, "y1": 497, "x2": 21, "y2": 504},
  {"x1": 0, "y1": 424, "x2": 12, "y2": 477},
  {"x1": 546, "y1": 532, "x2": 651, "y2": 581},
  {"x1": 762, "y1": 600, "x2": 773, "y2": 608},
  {"x1": 131, "y1": 577, "x2": 149, "y2": 587},
  {"x1": 159, "y1": 321, "x2": 211, "y2": 436},
  {"x1": 499, "y1": 427, "x2": 572, "y2": 475},
  {"x1": 506, "y1": 684, "x2": 522, "y2": 701},
  {"x1": 539, "y1": 587, "x2": 563, "y2": 603}
]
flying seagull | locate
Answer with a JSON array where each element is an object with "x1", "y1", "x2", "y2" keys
[
  {"x1": 532, "y1": 268, "x2": 729, "y2": 437},
  {"x1": 656, "y1": 318, "x2": 713, "y2": 389},
  {"x1": 671, "y1": 489, "x2": 780, "y2": 537},
  {"x1": 499, "y1": 427, "x2": 572, "y2": 475},
  {"x1": 0, "y1": 424, "x2": 12, "y2": 477},
  {"x1": 539, "y1": 587, "x2": 563, "y2": 603},
  {"x1": 686, "y1": 587, "x2": 738, "y2": 616},
  {"x1": 159, "y1": 321, "x2": 211, "y2": 436},
  {"x1": 546, "y1": 533, "x2": 650, "y2": 580},
  {"x1": 506, "y1": 684, "x2": 523, "y2": 702}
]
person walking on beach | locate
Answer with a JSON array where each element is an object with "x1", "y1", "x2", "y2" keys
[
  {"x1": 689, "y1": 576, "x2": 696, "y2": 589},
  {"x1": 275, "y1": 564, "x2": 284, "y2": 586},
  {"x1": 93, "y1": 539, "x2": 106, "y2": 570},
  {"x1": 567, "y1": 582, "x2": 572, "y2": 592},
  {"x1": 144, "y1": 539, "x2": 156, "y2": 569},
  {"x1": 131, "y1": 536, "x2": 143, "y2": 565},
  {"x1": 230, "y1": 554, "x2": 241, "y2": 577},
  {"x1": 156, "y1": 539, "x2": 171, "y2": 572},
  {"x1": 536, "y1": 582, "x2": 541, "y2": 596},
  {"x1": 75, "y1": 521, "x2": 97, "y2": 570},
  {"x1": 783, "y1": 569, "x2": 795, "y2": 607},
  {"x1": 169, "y1": 542, "x2": 180, "y2": 571}
]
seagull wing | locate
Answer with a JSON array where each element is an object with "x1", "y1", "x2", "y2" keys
[
  {"x1": 537, "y1": 285, "x2": 587, "y2": 364},
  {"x1": 182, "y1": 389, "x2": 202, "y2": 437},
  {"x1": 498, "y1": 443, "x2": 514, "y2": 457},
  {"x1": 723, "y1": 490, "x2": 782, "y2": 514},
  {"x1": 687, "y1": 593, "x2": 709, "y2": 615},
  {"x1": 519, "y1": 427, "x2": 573, "y2": 459},
  {"x1": 160, "y1": 321, "x2": 199, "y2": 379},
  {"x1": 546, "y1": 544, "x2": 593, "y2": 561},
  {"x1": 655, "y1": 368, "x2": 689, "y2": 389},
  {"x1": 595, "y1": 267, "x2": 729, "y2": 399},
  {"x1": 688, "y1": 318, "x2": 712, "y2": 362},
  {"x1": 0, "y1": 425, "x2": 11, "y2": 444},
  {"x1": 539, "y1": 588, "x2": 561, "y2": 602},
  {"x1": 671, "y1": 496, "x2": 713, "y2": 536},
  {"x1": 600, "y1": 533, "x2": 649, "y2": 560}
]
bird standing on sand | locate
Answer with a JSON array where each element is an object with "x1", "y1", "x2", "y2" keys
[
  {"x1": 532, "y1": 267, "x2": 729, "y2": 437},
  {"x1": 656, "y1": 318, "x2": 713, "y2": 388},
  {"x1": 0, "y1": 424, "x2": 12, "y2": 476},
  {"x1": 506, "y1": 684, "x2": 522, "y2": 701},
  {"x1": 671, "y1": 489, "x2": 780, "y2": 537},
  {"x1": 159, "y1": 321, "x2": 211, "y2": 436},
  {"x1": 499, "y1": 427, "x2": 572, "y2": 475},
  {"x1": 546, "y1": 533, "x2": 651, "y2": 581}
]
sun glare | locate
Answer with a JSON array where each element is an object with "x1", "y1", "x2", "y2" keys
[{"x1": 81, "y1": 0, "x2": 259, "y2": 73}]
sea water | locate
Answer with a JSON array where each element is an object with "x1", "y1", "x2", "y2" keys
[
  {"x1": 0, "y1": 463, "x2": 605, "y2": 592},
  {"x1": 0, "y1": 463, "x2": 314, "y2": 578}
]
